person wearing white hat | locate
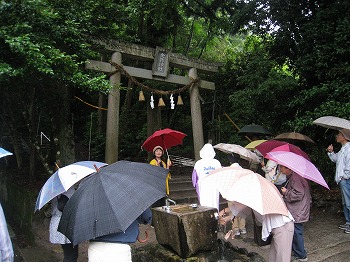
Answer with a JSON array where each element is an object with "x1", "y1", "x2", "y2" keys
[{"x1": 327, "y1": 128, "x2": 350, "y2": 233}]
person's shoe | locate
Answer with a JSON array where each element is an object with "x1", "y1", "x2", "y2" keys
[
  {"x1": 344, "y1": 227, "x2": 350, "y2": 234},
  {"x1": 297, "y1": 257, "x2": 308, "y2": 262},
  {"x1": 291, "y1": 256, "x2": 308, "y2": 261},
  {"x1": 233, "y1": 229, "x2": 240, "y2": 236},
  {"x1": 339, "y1": 223, "x2": 349, "y2": 230},
  {"x1": 342, "y1": 224, "x2": 350, "y2": 233},
  {"x1": 239, "y1": 228, "x2": 247, "y2": 235}
]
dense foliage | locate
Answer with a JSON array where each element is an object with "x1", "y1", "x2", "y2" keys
[{"x1": 0, "y1": 0, "x2": 349, "y2": 186}]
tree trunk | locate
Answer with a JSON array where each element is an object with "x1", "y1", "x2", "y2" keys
[
  {"x1": 1, "y1": 90, "x2": 24, "y2": 173},
  {"x1": 57, "y1": 85, "x2": 75, "y2": 166}
]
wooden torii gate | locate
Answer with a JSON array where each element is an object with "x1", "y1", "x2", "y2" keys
[{"x1": 86, "y1": 40, "x2": 220, "y2": 163}]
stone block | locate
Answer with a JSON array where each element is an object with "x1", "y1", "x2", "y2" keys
[{"x1": 152, "y1": 205, "x2": 218, "y2": 258}]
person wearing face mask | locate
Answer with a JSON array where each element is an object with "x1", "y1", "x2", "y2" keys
[
  {"x1": 280, "y1": 165, "x2": 311, "y2": 262},
  {"x1": 327, "y1": 128, "x2": 350, "y2": 233}
]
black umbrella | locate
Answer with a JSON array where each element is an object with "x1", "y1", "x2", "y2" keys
[
  {"x1": 238, "y1": 124, "x2": 272, "y2": 135},
  {"x1": 58, "y1": 160, "x2": 168, "y2": 246}
]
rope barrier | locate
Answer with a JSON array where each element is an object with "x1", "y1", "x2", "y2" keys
[{"x1": 74, "y1": 96, "x2": 108, "y2": 111}]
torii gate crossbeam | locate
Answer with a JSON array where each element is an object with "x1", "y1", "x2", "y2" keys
[{"x1": 86, "y1": 40, "x2": 221, "y2": 163}]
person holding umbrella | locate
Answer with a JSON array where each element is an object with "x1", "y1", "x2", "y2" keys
[
  {"x1": 50, "y1": 186, "x2": 79, "y2": 262},
  {"x1": 149, "y1": 145, "x2": 171, "y2": 207},
  {"x1": 88, "y1": 208, "x2": 152, "y2": 262},
  {"x1": 219, "y1": 205, "x2": 294, "y2": 262},
  {"x1": 327, "y1": 128, "x2": 350, "y2": 233},
  {"x1": 280, "y1": 165, "x2": 311, "y2": 262}
]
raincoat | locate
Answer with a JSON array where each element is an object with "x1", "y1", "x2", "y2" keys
[{"x1": 192, "y1": 144, "x2": 222, "y2": 210}]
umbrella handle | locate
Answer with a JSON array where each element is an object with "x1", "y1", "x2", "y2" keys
[
  {"x1": 93, "y1": 164, "x2": 100, "y2": 172},
  {"x1": 137, "y1": 229, "x2": 149, "y2": 243}
]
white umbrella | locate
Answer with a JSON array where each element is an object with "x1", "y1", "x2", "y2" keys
[
  {"x1": 213, "y1": 143, "x2": 261, "y2": 163},
  {"x1": 35, "y1": 161, "x2": 108, "y2": 211},
  {"x1": 313, "y1": 116, "x2": 350, "y2": 130}
]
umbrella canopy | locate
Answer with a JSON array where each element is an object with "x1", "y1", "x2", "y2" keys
[
  {"x1": 206, "y1": 165, "x2": 289, "y2": 216},
  {"x1": 58, "y1": 160, "x2": 168, "y2": 246},
  {"x1": 269, "y1": 144, "x2": 310, "y2": 161},
  {"x1": 274, "y1": 132, "x2": 315, "y2": 144},
  {"x1": 244, "y1": 140, "x2": 267, "y2": 150},
  {"x1": 266, "y1": 151, "x2": 329, "y2": 189},
  {"x1": 0, "y1": 147, "x2": 13, "y2": 158},
  {"x1": 238, "y1": 124, "x2": 272, "y2": 135},
  {"x1": 141, "y1": 128, "x2": 186, "y2": 153},
  {"x1": 35, "y1": 161, "x2": 107, "y2": 211},
  {"x1": 255, "y1": 140, "x2": 287, "y2": 156},
  {"x1": 213, "y1": 143, "x2": 261, "y2": 163},
  {"x1": 313, "y1": 116, "x2": 350, "y2": 131}
]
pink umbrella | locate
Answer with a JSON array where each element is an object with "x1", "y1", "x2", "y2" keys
[
  {"x1": 270, "y1": 144, "x2": 310, "y2": 161},
  {"x1": 266, "y1": 151, "x2": 329, "y2": 189}
]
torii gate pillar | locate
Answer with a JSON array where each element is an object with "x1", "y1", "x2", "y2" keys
[
  {"x1": 189, "y1": 68, "x2": 204, "y2": 160},
  {"x1": 85, "y1": 41, "x2": 221, "y2": 162},
  {"x1": 105, "y1": 52, "x2": 121, "y2": 163}
]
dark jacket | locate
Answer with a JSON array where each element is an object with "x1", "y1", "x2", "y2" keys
[{"x1": 91, "y1": 208, "x2": 152, "y2": 243}]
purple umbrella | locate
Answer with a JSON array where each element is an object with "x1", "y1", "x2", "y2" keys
[{"x1": 266, "y1": 151, "x2": 329, "y2": 189}]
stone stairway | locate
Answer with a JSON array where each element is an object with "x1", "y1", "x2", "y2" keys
[
  {"x1": 168, "y1": 166, "x2": 227, "y2": 210},
  {"x1": 168, "y1": 166, "x2": 198, "y2": 204}
]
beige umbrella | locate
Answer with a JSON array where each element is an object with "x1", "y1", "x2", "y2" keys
[
  {"x1": 244, "y1": 140, "x2": 267, "y2": 150},
  {"x1": 313, "y1": 116, "x2": 350, "y2": 130},
  {"x1": 213, "y1": 143, "x2": 261, "y2": 163},
  {"x1": 274, "y1": 132, "x2": 315, "y2": 144},
  {"x1": 206, "y1": 165, "x2": 289, "y2": 216}
]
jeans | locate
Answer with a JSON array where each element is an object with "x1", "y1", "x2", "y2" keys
[
  {"x1": 292, "y1": 223, "x2": 307, "y2": 259},
  {"x1": 61, "y1": 244, "x2": 78, "y2": 262},
  {"x1": 339, "y1": 179, "x2": 350, "y2": 223}
]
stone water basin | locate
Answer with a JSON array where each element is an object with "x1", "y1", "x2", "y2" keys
[{"x1": 152, "y1": 204, "x2": 218, "y2": 258}]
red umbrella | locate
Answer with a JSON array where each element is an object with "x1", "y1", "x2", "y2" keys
[
  {"x1": 142, "y1": 128, "x2": 186, "y2": 156},
  {"x1": 255, "y1": 140, "x2": 287, "y2": 156}
]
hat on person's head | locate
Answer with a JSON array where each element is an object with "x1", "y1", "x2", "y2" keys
[
  {"x1": 199, "y1": 143, "x2": 216, "y2": 160},
  {"x1": 153, "y1": 145, "x2": 164, "y2": 154},
  {"x1": 339, "y1": 129, "x2": 350, "y2": 141}
]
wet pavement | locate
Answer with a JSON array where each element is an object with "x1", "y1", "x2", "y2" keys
[{"x1": 15, "y1": 205, "x2": 350, "y2": 261}]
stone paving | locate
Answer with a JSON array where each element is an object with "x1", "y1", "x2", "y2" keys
[{"x1": 16, "y1": 205, "x2": 350, "y2": 261}]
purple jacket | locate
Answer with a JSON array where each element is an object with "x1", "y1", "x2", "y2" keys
[{"x1": 283, "y1": 172, "x2": 311, "y2": 223}]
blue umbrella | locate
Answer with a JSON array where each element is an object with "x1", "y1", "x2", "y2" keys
[{"x1": 0, "y1": 147, "x2": 13, "y2": 159}]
